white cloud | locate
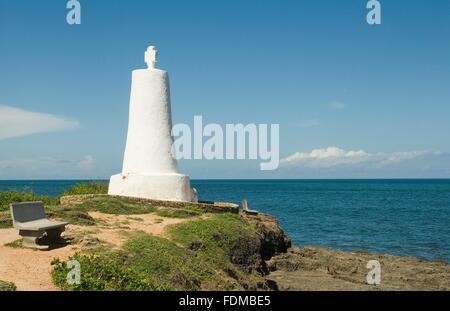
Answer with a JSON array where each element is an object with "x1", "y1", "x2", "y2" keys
[
  {"x1": 329, "y1": 101, "x2": 347, "y2": 110},
  {"x1": 281, "y1": 147, "x2": 434, "y2": 168},
  {"x1": 300, "y1": 119, "x2": 321, "y2": 128},
  {"x1": 0, "y1": 105, "x2": 79, "y2": 140},
  {"x1": 78, "y1": 155, "x2": 95, "y2": 170}
]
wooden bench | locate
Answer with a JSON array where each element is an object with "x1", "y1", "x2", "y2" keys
[{"x1": 10, "y1": 202, "x2": 68, "y2": 250}]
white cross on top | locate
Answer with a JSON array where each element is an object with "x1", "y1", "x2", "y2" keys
[{"x1": 145, "y1": 46, "x2": 158, "y2": 69}]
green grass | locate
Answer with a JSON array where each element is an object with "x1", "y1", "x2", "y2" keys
[
  {"x1": 51, "y1": 254, "x2": 171, "y2": 291},
  {"x1": 0, "y1": 191, "x2": 57, "y2": 212},
  {"x1": 52, "y1": 214, "x2": 267, "y2": 291},
  {"x1": 0, "y1": 211, "x2": 12, "y2": 228},
  {"x1": 46, "y1": 206, "x2": 97, "y2": 226},
  {"x1": 62, "y1": 196, "x2": 207, "y2": 218},
  {"x1": 0, "y1": 280, "x2": 17, "y2": 291},
  {"x1": 168, "y1": 214, "x2": 259, "y2": 268},
  {"x1": 169, "y1": 213, "x2": 253, "y2": 250},
  {"x1": 155, "y1": 208, "x2": 202, "y2": 219},
  {"x1": 4, "y1": 239, "x2": 23, "y2": 249},
  {"x1": 70, "y1": 196, "x2": 157, "y2": 215},
  {"x1": 42, "y1": 196, "x2": 159, "y2": 227},
  {"x1": 51, "y1": 233, "x2": 209, "y2": 291},
  {"x1": 120, "y1": 234, "x2": 213, "y2": 290},
  {"x1": 60, "y1": 182, "x2": 109, "y2": 197},
  {"x1": 52, "y1": 232, "x2": 243, "y2": 291}
]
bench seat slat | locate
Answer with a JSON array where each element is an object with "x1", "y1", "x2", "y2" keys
[{"x1": 14, "y1": 219, "x2": 68, "y2": 231}]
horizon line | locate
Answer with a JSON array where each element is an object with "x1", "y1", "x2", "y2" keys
[{"x1": 1, "y1": 178, "x2": 450, "y2": 182}]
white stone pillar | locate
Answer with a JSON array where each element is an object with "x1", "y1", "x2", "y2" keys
[{"x1": 108, "y1": 46, "x2": 198, "y2": 202}]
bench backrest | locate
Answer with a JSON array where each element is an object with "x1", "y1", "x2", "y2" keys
[{"x1": 10, "y1": 202, "x2": 46, "y2": 224}]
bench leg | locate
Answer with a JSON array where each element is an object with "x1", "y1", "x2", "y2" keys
[
  {"x1": 19, "y1": 230, "x2": 48, "y2": 250},
  {"x1": 46, "y1": 227, "x2": 65, "y2": 243}
]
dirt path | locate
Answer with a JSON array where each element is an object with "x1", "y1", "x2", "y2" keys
[
  {"x1": 0, "y1": 228, "x2": 76, "y2": 291},
  {"x1": 0, "y1": 212, "x2": 188, "y2": 291},
  {"x1": 88, "y1": 211, "x2": 186, "y2": 243}
]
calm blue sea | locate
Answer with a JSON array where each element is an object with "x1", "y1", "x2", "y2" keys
[{"x1": 1, "y1": 179, "x2": 450, "y2": 262}]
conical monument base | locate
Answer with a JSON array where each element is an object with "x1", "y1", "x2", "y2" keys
[{"x1": 108, "y1": 173, "x2": 198, "y2": 203}]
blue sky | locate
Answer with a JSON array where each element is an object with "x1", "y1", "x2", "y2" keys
[{"x1": 1, "y1": 0, "x2": 450, "y2": 179}]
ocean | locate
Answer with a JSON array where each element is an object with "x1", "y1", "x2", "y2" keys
[{"x1": 1, "y1": 179, "x2": 449, "y2": 262}]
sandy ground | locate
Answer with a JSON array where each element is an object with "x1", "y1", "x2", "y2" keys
[
  {"x1": 84, "y1": 212, "x2": 187, "y2": 246},
  {"x1": 0, "y1": 228, "x2": 75, "y2": 291},
  {"x1": 0, "y1": 212, "x2": 187, "y2": 291}
]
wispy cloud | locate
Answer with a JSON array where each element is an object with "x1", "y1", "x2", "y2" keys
[
  {"x1": 329, "y1": 101, "x2": 347, "y2": 110},
  {"x1": 299, "y1": 119, "x2": 321, "y2": 128},
  {"x1": 0, "y1": 155, "x2": 98, "y2": 179},
  {"x1": 0, "y1": 105, "x2": 79, "y2": 140},
  {"x1": 78, "y1": 155, "x2": 95, "y2": 170},
  {"x1": 281, "y1": 146, "x2": 439, "y2": 168}
]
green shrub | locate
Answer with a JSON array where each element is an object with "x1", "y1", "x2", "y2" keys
[
  {"x1": 60, "y1": 182, "x2": 109, "y2": 197},
  {"x1": 168, "y1": 214, "x2": 265, "y2": 279},
  {"x1": 0, "y1": 280, "x2": 17, "y2": 291},
  {"x1": 0, "y1": 192, "x2": 57, "y2": 212},
  {"x1": 169, "y1": 213, "x2": 254, "y2": 258},
  {"x1": 4, "y1": 239, "x2": 23, "y2": 249},
  {"x1": 121, "y1": 234, "x2": 212, "y2": 289},
  {"x1": 51, "y1": 254, "x2": 171, "y2": 291},
  {"x1": 0, "y1": 211, "x2": 12, "y2": 228},
  {"x1": 52, "y1": 234, "x2": 212, "y2": 291}
]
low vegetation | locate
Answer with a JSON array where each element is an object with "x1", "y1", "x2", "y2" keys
[
  {"x1": 60, "y1": 182, "x2": 109, "y2": 197},
  {"x1": 4, "y1": 239, "x2": 23, "y2": 249},
  {"x1": 52, "y1": 213, "x2": 269, "y2": 291},
  {"x1": 0, "y1": 191, "x2": 57, "y2": 212},
  {"x1": 154, "y1": 207, "x2": 202, "y2": 219},
  {"x1": 0, "y1": 211, "x2": 12, "y2": 228},
  {"x1": 70, "y1": 196, "x2": 157, "y2": 215},
  {"x1": 0, "y1": 280, "x2": 17, "y2": 291},
  {"x1": 51, "y1": 254, "x2": 171, "y2": 291},
  {"x1": 47, "y1": 206, "x2": 97, "y2": 226}
]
